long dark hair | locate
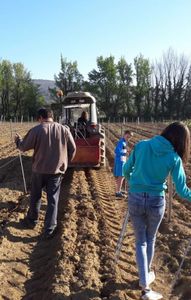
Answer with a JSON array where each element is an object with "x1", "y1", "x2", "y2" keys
[{"x1": 161, "y1": 122, "x2": 190, "y2": 163}]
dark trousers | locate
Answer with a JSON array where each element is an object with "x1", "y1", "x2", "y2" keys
[{"x1": 27, "y1": 172, "x2": 62, "y2": 232}]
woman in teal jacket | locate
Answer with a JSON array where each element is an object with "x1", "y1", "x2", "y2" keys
[{"x1": 123, "y1": 122, "x2": 191, "y2": 300}]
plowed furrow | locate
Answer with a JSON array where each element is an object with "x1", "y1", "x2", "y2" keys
[{"x1": 86, "y1": 168, "x2": 140, "y2": 300}]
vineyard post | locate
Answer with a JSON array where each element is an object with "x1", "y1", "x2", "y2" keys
[
  {"x1": 167, "y1": 176, "x2": 173, "y2": 222},
  {"x1": 121, "y1": 123, "x2": 123, "y2": 136},
  {"x1": 10, "y1": 119, "x2": 13, "y2": 141}
]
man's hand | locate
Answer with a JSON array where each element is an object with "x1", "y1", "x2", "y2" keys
[{"x1": 14, "y1": 133, "x2": 22, "y2": 144}]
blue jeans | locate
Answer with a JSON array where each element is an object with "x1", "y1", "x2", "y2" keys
[
  {"x1": 27, "y1": 172, "x2": 62, "y2": 233},
  {"x1": 128, "y1": 192, "x2": 165, "y2": 288}
]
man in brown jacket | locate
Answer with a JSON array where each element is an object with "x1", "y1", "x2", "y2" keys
[{"x1": 15, "y1": 108, "x2": 76, "y2": 239}]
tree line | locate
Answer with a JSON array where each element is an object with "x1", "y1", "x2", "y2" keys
[
  {"x1": 0, "y1": 60, "x2": 44, "y2": 120},
  {"x1": 51, "y1": 49, "x2": 191, "y2": 121},
  {"x1": 1, "y1": 48, "x2": 191, "y2": 121}
]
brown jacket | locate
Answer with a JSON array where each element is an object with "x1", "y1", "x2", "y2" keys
[{"x1": 17, "y1": 122, "x2": 76, "y2": 174}]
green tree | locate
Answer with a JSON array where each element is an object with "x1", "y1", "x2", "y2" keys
[
  {"x1": 88, "y1": 55, "x2": 118, "y2": 118},
  {"x1": 12, "y1": 63, "x2": 31, "y2": 117},
  {"x1": 0, "y1": 60, "x2": 13, "y2": 118},
  {"x1": 116, "y1": 57, "x2": 133, "y2": 117},
  {"x1": 50, "y1": 55, "x2": 84, "y2": 115},
  {"x1": 0, "y1": 59, "x2": 44, "y2": 120},
  {"x1": 134, "y1": 54, "x2": 152, "y2": 119},
  {"x1": 23, "y1": 84, "x2": 45, "y2": 118}
]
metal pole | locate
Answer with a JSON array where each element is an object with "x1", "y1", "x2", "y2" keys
[
  {"x1": 115, "y1": 210, "x2": 130, "y2": 263},
  {"x1": 167, "y1": 176, "x2": 173, "y2": 222},
  {"x1": 171, "y1": 237, "x2": 191, "y2": 291},
  {"x1": 18, "y1": 151, "x2": 27, "y2": 194},
  {"x1": 11, "y1": 123, "x2": 27, "y2": 194}
]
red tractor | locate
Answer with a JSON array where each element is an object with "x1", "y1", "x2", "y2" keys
[{"x1": 62, "y1": 91, "x2": 105, "y2": 167}]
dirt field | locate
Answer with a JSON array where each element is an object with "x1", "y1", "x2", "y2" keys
[{"x1": 0, "y1": 122, "x2": 191, "y2": 300}]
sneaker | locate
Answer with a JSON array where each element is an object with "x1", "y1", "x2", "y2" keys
[
  {"x1": 148, "y1": 271, "x2": 155, "y2": 285},
  {"x1": 115, "y1": 192, "x2": 125, "y2": 198},
  {"x1": 41, "y1": 227, "x2": 58, "y2": 241},
  {"x1": 139, "y1": 271, "x2": 156, "y2": 288},
  {"x1": 121, "y1": 191, "x2": 127, "y2": 196},
  {"x1": 141, "y1": 289, "x2": 163, "y2": 300},
  {"x1": 20, "y1": 217, "x2": 36, "y2": 229}
]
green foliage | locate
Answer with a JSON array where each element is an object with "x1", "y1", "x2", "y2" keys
[
  {"x1": 88, "y1": 56, "x2": 133, "y2": 119},
  {"x1": 0, "y1": 59, "x2": 44, "y2": 120},
  {"x1": 50, "y1": 55, "x2": 84, "y2": 115},
  {"x1": 2, "y1": 47, "x2": 191, "y2": 121},
  {"x1": 134, "y1": 54, "x2": 152, "y2": 118}
]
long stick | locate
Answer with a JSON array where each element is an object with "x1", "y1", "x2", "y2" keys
[
  {"x1": 115, "y1": 210, "x2": 129, "y2": 263},
  {"x1": 18, "y1": 151, "x2": 27, "y2": 194},
  {"x1": 11, "y1": 125, "x2": 27, "y2": 194},
  {"x1": 171, "y1": 237, "x2": 191, "y2": 292},
  {"x1": 167, "y1": 176, "x2": 173, "y2": 222}
]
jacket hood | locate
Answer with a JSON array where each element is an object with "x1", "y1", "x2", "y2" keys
[{"x1": 149, "y1": 135, "x2": 174, "y2": 156}]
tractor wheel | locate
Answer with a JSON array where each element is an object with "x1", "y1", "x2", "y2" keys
[{"x1": 100, "y1": 135, "x2": 106, "y2": 167}]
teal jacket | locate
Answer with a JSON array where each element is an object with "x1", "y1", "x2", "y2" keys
[{"x1": 123, "y1": 135, "x2": 191, "y2": 201}]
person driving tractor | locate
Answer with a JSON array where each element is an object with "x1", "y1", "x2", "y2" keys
[{"x1": 78, "y1": 111, "x2": 88, "y2": 126}]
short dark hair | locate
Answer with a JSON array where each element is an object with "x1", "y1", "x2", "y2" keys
[
  {"x1": 37, "y1": 108, "x2": 54, "y2": 119},
  {"x1": 161, "y1": 122, "x2": 190, "y2": 163}
]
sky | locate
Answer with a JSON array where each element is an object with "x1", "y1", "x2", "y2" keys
[{"x1": 0, "y1": 0, "x2": 191, "y2": 80}]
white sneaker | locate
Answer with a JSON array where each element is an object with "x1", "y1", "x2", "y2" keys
[
  {"x1": 139, "y1": 271, "x2": 156, "y2": 288},
  {"x1": 148, "y1": 271, "x2": 155, "y2": 285},
  {"x1": 141, "y1": 289, "x2": 163, "y2": 300}
]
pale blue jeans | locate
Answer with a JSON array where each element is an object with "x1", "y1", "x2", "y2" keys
[{"x1": 128, "y1": 192, "x2": 165, "y2": 288}]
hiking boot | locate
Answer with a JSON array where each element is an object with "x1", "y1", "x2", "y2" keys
[
  {"x1": 141, "y1": 289, "x2": 163, "y2": 300},
  {"x1": 20, "y1": 217, "x2": 36, "y2": 229}
]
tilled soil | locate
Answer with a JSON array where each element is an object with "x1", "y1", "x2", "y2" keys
[{"x1": 0, "y1": 123, "x2": 191, "y2": 300}]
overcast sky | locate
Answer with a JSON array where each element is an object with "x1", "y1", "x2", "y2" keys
[{"x1": 0, "y1": 0, "x2": 191, "y2": 80}]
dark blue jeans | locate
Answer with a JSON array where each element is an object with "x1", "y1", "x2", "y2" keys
[
  {"x1": 128, "y1": 192, "x2": 165, "y2": 288},
  {"x1": 27, "y1": 172, "x2": 62, "y2": 233}
]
